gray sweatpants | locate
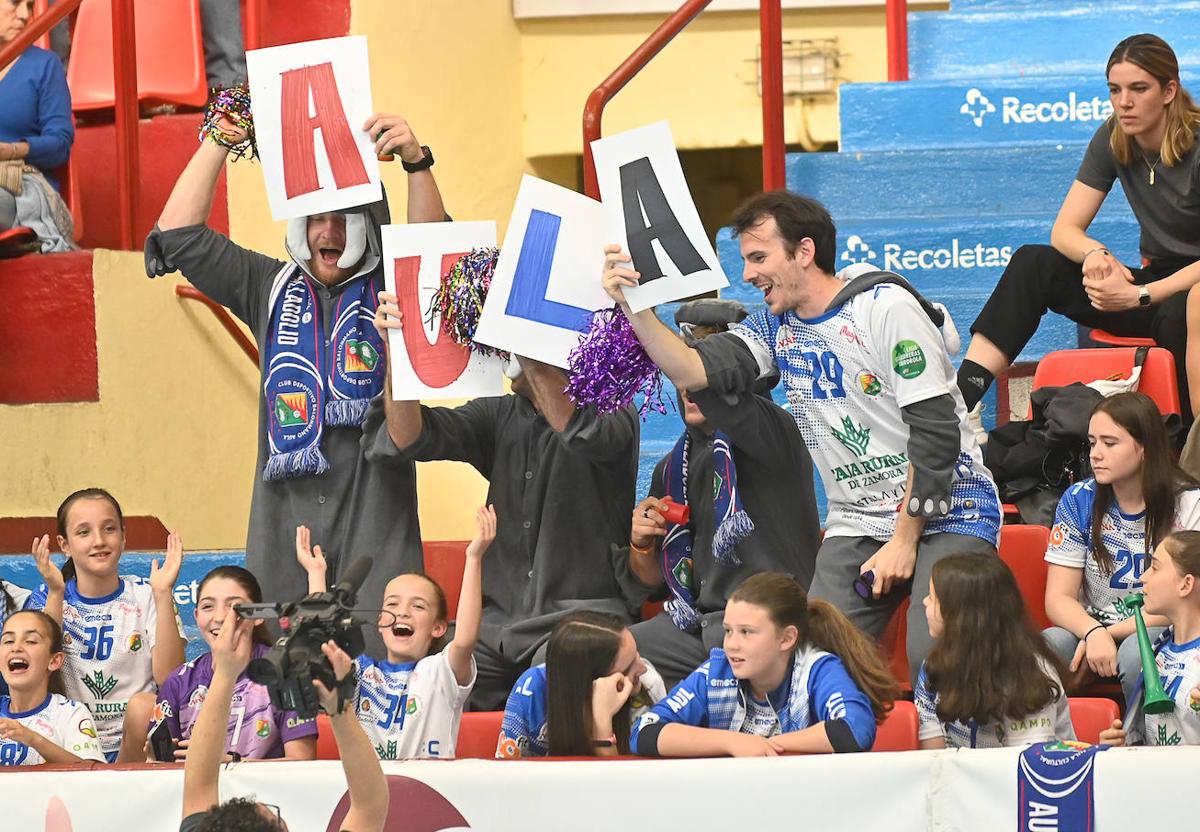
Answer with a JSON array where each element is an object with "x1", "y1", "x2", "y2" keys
[{"x1": 809, "y1": 532, "x2": 998, "y2": 686}]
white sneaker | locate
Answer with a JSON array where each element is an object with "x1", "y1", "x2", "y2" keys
[{"x1": 967, "y1": 402, "x2": 987, "y2": 447}]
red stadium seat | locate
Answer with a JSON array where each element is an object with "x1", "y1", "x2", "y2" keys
[
  {"x1": 315, "y1": 713, "x2": 339, "y2": 760},
  {"x1": 457, "y1": 711, "x2": 503, "y2": 759},
  {"x1": 1031, "y1": 347, "x2": 1181, "y2": 417},
  {"x1": 423, "y1": 540, "x2": 468, "y2": 620},
  {"x1": 1088, "y1": 329, "x2": 1155, "y2": 348},
  {"x1": 998, "y1": 524, "x2": 1052, "y2": 630},
  {"x1": 878, "y1": 598, "x2": 911, "y2": 693},
  {"x1": 67, "y1": 0, "x2": 207, "y2": 111},
  {"x1": 1068, "y1": 697, "x2": 1120, "y2": 745},
  {"x1": 872, "y1": 700, "x2": 919, "y2": 752}
]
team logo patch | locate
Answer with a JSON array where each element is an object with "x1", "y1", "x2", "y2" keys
[
  {"x1": 153, "y1": 701, "x2": 173, "y2": 722},
  {"x1": 255, "y1": 718, "x2": 272, "y2": 739},
  {"x1": 128, "y1": 633, "x2": 143, "y2": 652},
  {"x1": 81, "y1": 671, "x2": 118, "y2": 700},
  {"x1": 376, "y1": 740, "x2": 399, "y2": 760},
  {"x1": 857, "y1": 371, "x2": 881, "y2": 396},
  {"x1": 712, "y1": 470, "x2": 724, "y2": 501},
  {"x1": 891, "y1": 340, "x2": 927, "y2": 379},
  {"x1": 1049, "y1": 524, "x2": 1065, "y2": 547},
  {"x1": 188, "y1": 686, "x2": 208, "y2": 711},
  {"x1": 405, "y1": 697, "x2": 419, "y2": 717},
  {"x1": 832, "y1": 416, "x2": 872, "y2": 456},
  {"x1": 274, "y1": 391, "x2": 309, "y2": 427},
  {"x1": 672, "y1": 557, "x2": 694, "y2": 590},
  {"x1": 496, "y1": 736, "x2": 519, "y2": 759},
  {"x1": 80, "y1": 723, "x2": 98, "y2": 738},
  {"x1": 344, "y1": 339, "x2": 380, "y2": 373}
]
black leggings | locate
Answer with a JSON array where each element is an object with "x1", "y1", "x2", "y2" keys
[{"x1": 971, "y1": 244, "x2": 1190, "y2": 415}]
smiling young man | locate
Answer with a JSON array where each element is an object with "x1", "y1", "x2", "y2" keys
[
  {"x1": 602, "y1": 191, "x2": 1000, "y2": 681},
  {"x1": 144, "y1": 113, "x2": 444, "y2": 652}
]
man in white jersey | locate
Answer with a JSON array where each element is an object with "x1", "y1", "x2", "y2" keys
[{"x1": 602, "y1": 191, "x2": 1001, "y2": 681}]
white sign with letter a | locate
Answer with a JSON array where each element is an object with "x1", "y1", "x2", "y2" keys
[
  {"x1": 247, "y1": 35, "x2": 382, "y2": 220},
  {"x1": 591, "y1": 121, "x2": 728, "y2": 313},
  {"x1": 381, "y1": 221, "x2": 504, "y2": 400},
  {"x1": 474, "y1": 175, "x2": 612, "y2": 368}
]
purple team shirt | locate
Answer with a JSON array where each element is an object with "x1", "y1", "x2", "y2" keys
[{"x1": 154, "y1": 643, "x2": 316, "y2": 759}]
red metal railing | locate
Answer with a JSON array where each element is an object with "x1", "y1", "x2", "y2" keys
[
  {"x1": 0, "y1": 0, "x2": 140, "y2": 250},
  {"x1": 583, "y1": 0, "x2": 786, "y2": 198},
  {"x1": 886, "y1": 0, "x2": 909, "y2": 82},
  {"x1": 175, "y1": 285, "x2": 260, "y2": 365},
  {"x1": 243, "y1": 0, "x2": 265, "y2": 51}
]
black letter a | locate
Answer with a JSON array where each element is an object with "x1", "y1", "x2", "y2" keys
[{"x1": 619, "y1": 157, "x2": 707, "y2": 284}]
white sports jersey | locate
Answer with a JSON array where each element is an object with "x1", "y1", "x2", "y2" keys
[
  {"x1": 353, "y1": 649, "x2": 475, "y2": 760},
  {"x1": 731, "y1": 264, "x2": 1000, "y2": 543},
  {"x1": 28, "y1": 576, "x2": 183, "y2": 759},
  {"x1": 1046, "y1": 483, "x2": 1200, "y2": 625},
  {"x1": 0, "y1": 693, "x2": 105, "y2": 765},
  {"x1": 1, "y1": 581, "x2": 32, "y2": 630},
  {"x1": 1126, "y1": 628, "x2": 1200, "y2": 747},
  {"x1": 915, "y1": 660, "x2": 1074, "y2": 749}
]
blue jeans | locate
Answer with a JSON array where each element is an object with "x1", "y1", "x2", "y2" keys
[{"x1": 1043, "y1": 624, "x2": 1166, "y2": 710}]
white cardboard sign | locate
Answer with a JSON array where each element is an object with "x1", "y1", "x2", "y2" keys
[
  {"x1": 247, "y1": 35, "x2": 382, "y2": 221},
  {"x1": 590, "y1": 121, "x2": 728, "y2": 312},
  {"x1": 474, "y1": 175, "x2": 612, "y2": 368},
  {"x1": 382, "y1": 222, "x2": 505, "y2": 400}
]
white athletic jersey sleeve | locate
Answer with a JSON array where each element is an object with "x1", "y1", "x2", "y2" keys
[
  {"x1": 0, "y1": 693, "x2": 105, "y2": 765},
  {"x1": 2, "y1": 582, "x2": 32, "y2": 626},
  {"x1": 915, "y1": 660, "x2": 1073, "y2": 749},
  {"x1": 27, "y1": 576, "x2": 179, "y2": 758},
  {"x1": 1047, "y1": 484, "x2": 1200, "y2": 625},
  {"x1": 353, "y1": 649, "x2": 475, "y2": 760},
  {"x1": 730, "y1": 272, "x2": 999, "y2": 543},
  {"x1": 1125, "y1": 629, "x2": 1200, "y2": 747}
]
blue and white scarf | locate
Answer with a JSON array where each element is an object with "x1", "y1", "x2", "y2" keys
[
  {"x1": 1017, "y1": 742, "x2": 1108, "y2": 832},
  {"x1": 263, "y1": 265, "x2": 385, "y2": 480},
  {"x1": 660, "y1": 430, "x2": 754, "y2": 631}
]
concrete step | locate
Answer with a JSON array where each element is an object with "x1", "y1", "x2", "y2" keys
[
  {"x1": 715, "y1": 214, "x2": 1141, "y2": 364},
  {"x1": 838, "y1": 74, "x2": 1162, "y2": 152},
  {"x1": 908, "y1": 3, "x2": 1200, "y2": 80},
  {"x1": 786, "y1": 144, "x2": 1133, "y2": 221}
]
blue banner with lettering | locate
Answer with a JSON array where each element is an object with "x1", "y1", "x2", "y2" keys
[{"x1": 1017, "y1": 741, "x2": 1109, "y2": 832}]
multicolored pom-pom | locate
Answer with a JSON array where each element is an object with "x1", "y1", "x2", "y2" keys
[
  {"x1": 199, "y1": 84, "x2": 257, "y2": 161},
  {"x1": 428, "y1": 247, "x2": 506, "y2": 357},
  {"x1": 566, "y1": 306, "x2": 668, "y2": 418}
]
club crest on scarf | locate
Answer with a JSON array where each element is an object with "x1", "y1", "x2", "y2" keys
[{"x1": 263, "y1": 265, "x2": 385, "y2": 480}]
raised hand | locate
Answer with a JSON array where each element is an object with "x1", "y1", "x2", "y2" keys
[
  {"x1": 465, "y1": 505, "x2": 497, "y2": 562},
  {"x1": 210, "y1": 614, "x2": 254, "y2": 680},
  {"x1": 31, "y1": 535, "x2": 64, "y2": 595},
  {"x1": 149, "y1": 532, "x2": 184, "y2": 595},
  {"x1": 601, "y1": 244, "x2": 641, "y2": 306},
  {"x1": 361, "y1": 113, "x2": 423, "y2": 164},
  {"x1": 295, "y1": 525, "x2": 327, "y2": 577}
]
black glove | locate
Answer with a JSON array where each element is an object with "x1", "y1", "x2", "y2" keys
[{"x1": 144, "y1": 226, "x2": 176, "y2": 278}]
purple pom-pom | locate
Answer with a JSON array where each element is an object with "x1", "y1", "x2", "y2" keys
[{"x1": 566, "y1": 306, "x2": 668, "y2": 418}]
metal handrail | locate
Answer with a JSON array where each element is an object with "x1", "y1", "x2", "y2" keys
[
  {"x1": 886, "y1": 0, "x2": 909, "y2": 82},
  {"x1": 0, "y1": 0, "x2": 140, "y2": 250},
  {"x1": 582, "y1": 0, "x2": 785, "y2": 198},
  {"x1": 175, "y1": 285, "x2": 260, "y2": 366}
]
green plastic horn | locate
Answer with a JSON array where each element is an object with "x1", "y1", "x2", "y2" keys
[{"x1": 1120, "y1": 593, "x2": 1175, "y2": 715}]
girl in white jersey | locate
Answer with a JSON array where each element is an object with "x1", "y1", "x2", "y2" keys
[
  {"x1": 917, "y1": 555, "x2": 1074, "y2": 749},
  {"x1": 1100, "y1": 531, "x2": 1200, "y2": 747},
  {"x1": 0, "y1": 535, "x2": 64, "y2": 699},
  {"x1": 297, "y1": 506, "x2": 494, "y2": 759},
  {"x1": 27, "y1": 488, "x2": 186, "y2": 762},
  {"x1": 0, "y1": 610, "x2": 104, "y2": 765},
  {"x1": 1043, "y1": 393, "x2": 1200, "y2": 705}
]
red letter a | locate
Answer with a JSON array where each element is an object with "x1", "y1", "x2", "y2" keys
[
  {"x1": 394, "y1": 254, "x2": 472, "y2": 389},
  {"x1": 280, "y1": 62, "x2": 370, "y2": 199}
]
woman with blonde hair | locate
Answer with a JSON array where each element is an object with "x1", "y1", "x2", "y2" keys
[{"x1": 958, "y1": 33, "x2": 1200, "y2": 423}]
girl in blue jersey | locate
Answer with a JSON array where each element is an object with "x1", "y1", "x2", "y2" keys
[
  {"x1": 1100, "y1": 530, "x2": 1200, "y2": 747},
  {"x1": 917, "y1": 555, "x2": 1074, "y2": 749},
  {"x1": 631, "y1": 573, "x2": 896, "y2": 756},
  {"x1": 297, "y1": 506, "x2": 494, "y2": 759},
  {"x1": 1043, "y1": 393, "x2": 1200, "y2": 705},
  {"x1": 0, "y1": 610, "x2": 104, "y2": 765},
  {"x1": 27, "y1": 488, "x2": 186, "y2": 761}
]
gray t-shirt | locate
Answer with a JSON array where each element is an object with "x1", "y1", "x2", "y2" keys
[{"x1": 1075, "y1": 120, "x2": 1200, "y2": 261}]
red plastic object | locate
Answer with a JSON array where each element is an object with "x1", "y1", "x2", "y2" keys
[
  {"x1": 660, "y1": 497, "x2": 691, "y2": 526},
  {"x1": 1068, "y1": 697, "x2": 1120, "y2": 745},
  {"x1": 997, "y1": 524, "x2": 1052, "y2": 631},
  {"x1": 1032, "y1": 347, "x2": 1181, "y2": 417},
  {"x1": 67, "y1": 0, "x2": 207, "y2": 111},
  {"x1": 315, "y1": 713, "x2": 338, "y2": 759},
  {"x1": 457, "y1": 711, "x2": 504, "y2": 760},
  {"x1": 886, "y1": 0, "x2": 909, "y2": 82},
  {"x1": 1089, "y1": 329, "x2": 1155, "y2": 348},
  {"x1": 872, "y1": 700, "x2": 919, "y2": 752},
  {"x1": 878, "y1": 597, "x2": 911, "y2": 693}
]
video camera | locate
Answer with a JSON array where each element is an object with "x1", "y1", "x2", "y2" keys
[{"x1": 234, "y1": 556, "x2": 377, "y2": 719}]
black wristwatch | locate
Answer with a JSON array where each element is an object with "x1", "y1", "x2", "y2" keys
[
  {"x1": 1138, "y1": 286, "x2": 1152, "y2": 307},
  {"x1": 402, "y1": 145, "x2": 435, "y2": 173}
]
